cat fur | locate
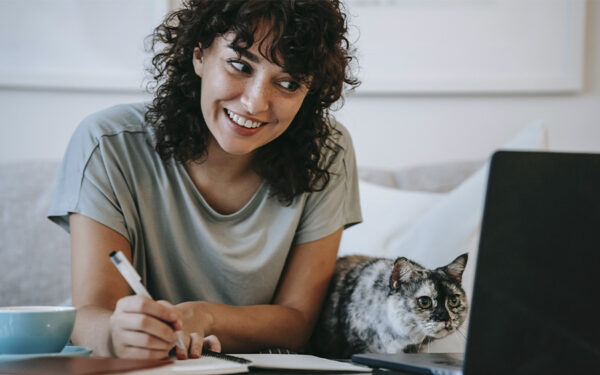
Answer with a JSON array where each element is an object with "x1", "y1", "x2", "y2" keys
[{"x1": 310, "y1": 253, "x2": 469, "y2": 358}]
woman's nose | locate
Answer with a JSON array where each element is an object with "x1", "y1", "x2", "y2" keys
[{"x1": 240, "y1": 78, "x2": 270, "y2": 115}]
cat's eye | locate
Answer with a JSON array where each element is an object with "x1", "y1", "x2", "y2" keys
[
  {"x1": 416, "y1": 296, "x2": 432, "y2": 309},
  {"x1": 448, "y1": 295, "x2": 461, "y2": 308}
]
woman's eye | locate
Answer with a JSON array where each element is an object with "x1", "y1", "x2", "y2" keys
[
  {"x1": 448, "y1": 295, "x2": 461, "y2": 308},
  {"x1": 416, "y1": 296, "x2": 432, "y2": 309},
  {"x1": 229, "y1": 60, "x2": 251, "y2": 74},
  {"x1": 279, "y1": 80, "x2": 300, "y2": 92}
]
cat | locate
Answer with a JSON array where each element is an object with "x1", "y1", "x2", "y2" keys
[{"x1": 310, "y1": 253, "x2": 469, "y2": 358}]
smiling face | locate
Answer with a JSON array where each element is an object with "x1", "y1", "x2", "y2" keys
[{"x1": 192, "y1": 28, "x2": 309, "y2": 157}]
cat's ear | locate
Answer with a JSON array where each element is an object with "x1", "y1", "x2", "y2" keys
[
  {"x1": 390, "y1": 257, "x2": 423, "y2": 289},
  {"x1": 443, "y1": 253, "x2": 468, "y2": 283}
]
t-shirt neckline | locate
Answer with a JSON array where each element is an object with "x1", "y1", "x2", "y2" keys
[{"x1": 177, "y1": 161, "x2": 268, "y2": 221}]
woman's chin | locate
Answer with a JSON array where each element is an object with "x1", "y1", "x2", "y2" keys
[{"x1": 213, "y1": 139, "x2": 258, "y2": 157}]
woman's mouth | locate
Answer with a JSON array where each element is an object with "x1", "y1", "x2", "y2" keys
[{"x1": 225, "y1": 109, "x2": 265, "y2": 129}]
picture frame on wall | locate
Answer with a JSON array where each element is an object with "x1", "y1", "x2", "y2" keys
[
  {"x1": 0, "y1": 0, "x2": 168, "y2": 92},
  {"x1": 346, "y1": 0, "x2": 586, "y2": 94}
]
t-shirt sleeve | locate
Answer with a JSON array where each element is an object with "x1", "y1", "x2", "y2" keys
[
  {"x1": 47, "y1": 116, "x2": 130, "y2": 241},
  {"x1": 292, "y1": 123, "x2": 362, "y2": 245}
]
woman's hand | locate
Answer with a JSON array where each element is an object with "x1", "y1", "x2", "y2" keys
[
  {"x1": 109, "y1": 295, "x2": 183, "y2": 359},
  {"x1": 174, "y1": 301, "x2": 220, "y2": 359},
  {"x1": 176, "y1": 333, "x2": 221, "y2": 359}
]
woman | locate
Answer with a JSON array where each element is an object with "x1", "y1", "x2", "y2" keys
[{"x1": 49, "y1": 0, "x2": 360, "y2": 360}]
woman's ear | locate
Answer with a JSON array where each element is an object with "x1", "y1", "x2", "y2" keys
[{"x1": 192, "y1": 47, "x2": 204, "y2": 77}]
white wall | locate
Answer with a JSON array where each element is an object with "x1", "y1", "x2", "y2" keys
[
  {"x1": 1, "y1": 1, "x2": 599, "y2": 169},
  {"x1": 336, "y1": 1, "x2": 600, "y2": 168}
]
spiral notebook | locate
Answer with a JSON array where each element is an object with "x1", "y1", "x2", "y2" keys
[{"x1": 173, "y1": 351, "x2": 371, "y2": 373}]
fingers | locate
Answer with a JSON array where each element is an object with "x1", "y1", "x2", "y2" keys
[
  {"x1": 188, "y1": 332, "x2": 204, "y2": 358},
  {"x1": 114, "y1": 312, "x2": 178, "y2": 345},
  {"x1": 117, "y1": 296, "x2": 182, "y2": 326},
  {"x1": 110, "y1": 296, "x2": 182, "y2": 358},
  {"x1": 115, "y1": 297, "x2": 182, "y2": 342},
  {"x1": 111, "y1": 296, "x2": 220, "y2": 360},
  {"x1": 174, "y1": 332, "x2": 203, "y2": 359},
  {"x1": 175, "y1": 333, "x2": 221, "y2": 360},
  {"x1": 203, "y1": 335, "x2": 222, "y2": 353},
  {"x1": 175, "y1": 333, "x2": 189, "y2": 360},
  {"x1": 156, "y1": 300, "x2": 184, "y2": 330}
]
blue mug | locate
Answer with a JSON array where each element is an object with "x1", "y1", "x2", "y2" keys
[{"x1": 0, "y1": 306, "x2": 76, "y2": 354}]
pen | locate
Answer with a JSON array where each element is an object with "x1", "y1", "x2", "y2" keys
[{"x1": 109, "y1": 250, "x2": 186, "y2": 352}]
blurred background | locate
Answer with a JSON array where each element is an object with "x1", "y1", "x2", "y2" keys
[{"x1": 0, "y1": 0, "x2": 598, "y2": 169}]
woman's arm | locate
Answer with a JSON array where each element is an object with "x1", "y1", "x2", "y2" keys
[
  {"x1": 178, "y1": 227, "x2": 343, "y2": 352},
  {"x1": 72, "y1": 210, "x2": 342, "y2": 355},
  {"x1": 69, "y1": 213, "x2": 183, "y2": 358}
]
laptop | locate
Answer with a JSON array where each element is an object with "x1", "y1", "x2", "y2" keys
[{"x1": 352, "y1": 151, "x2": 600, "y2": 374}]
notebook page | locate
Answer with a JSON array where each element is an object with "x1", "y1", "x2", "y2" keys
[{"x1": 172, "y1": 356, "x2": 248, "y2": 374}]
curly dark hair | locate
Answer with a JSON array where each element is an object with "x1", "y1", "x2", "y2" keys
[{"x1": 146, "y1": 0, "x2": 359, "y2": 205}]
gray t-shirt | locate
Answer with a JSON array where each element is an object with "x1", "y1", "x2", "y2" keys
[{"x1": 48, "y1": 102, "x2": 362, "y2": 306}]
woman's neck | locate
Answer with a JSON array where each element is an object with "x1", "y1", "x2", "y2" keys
[
  {"x1": 184, "y1": 138, "x2": 263, "y2": 214},
  {"x1": 189, "y1": 138, "x2": 256, "y2": 184}
]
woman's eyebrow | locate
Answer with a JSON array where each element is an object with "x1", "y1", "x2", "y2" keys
[
  {"x1": 228, "y1": 44, "x2": 259, "y2": 63},
  {"x1": 228, "y1": 43, "x2": 298, "y2": 77}
]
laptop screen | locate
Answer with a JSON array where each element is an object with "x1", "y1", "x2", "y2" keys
[{"x1": 464, "y1": 151, "x2": 600, "y2": 374}]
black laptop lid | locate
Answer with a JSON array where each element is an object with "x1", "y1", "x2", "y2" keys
[{"x1": 464, "y1": 151, "x2": 600, "y2": 374}]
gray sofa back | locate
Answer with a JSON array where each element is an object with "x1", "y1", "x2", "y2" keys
[{"x1": 0, "y1": 160, "x2": 70, "y2": 306}]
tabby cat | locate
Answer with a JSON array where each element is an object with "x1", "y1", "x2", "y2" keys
[{"x1": 310, "y1": 253, "x2": 469, "y2": 358}]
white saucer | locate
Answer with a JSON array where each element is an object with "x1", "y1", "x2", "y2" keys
[{"x1": 0, "y1": 345, "x2": 92, "y2": 362}]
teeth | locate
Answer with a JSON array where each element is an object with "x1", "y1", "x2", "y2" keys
[{"x1": 226, "y1": 109, "x2": 262, "y2": 129}]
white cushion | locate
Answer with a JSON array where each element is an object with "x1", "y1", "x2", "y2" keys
[{"x1": 339, "y1": 183, "x2": 443, "y2": 258}]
